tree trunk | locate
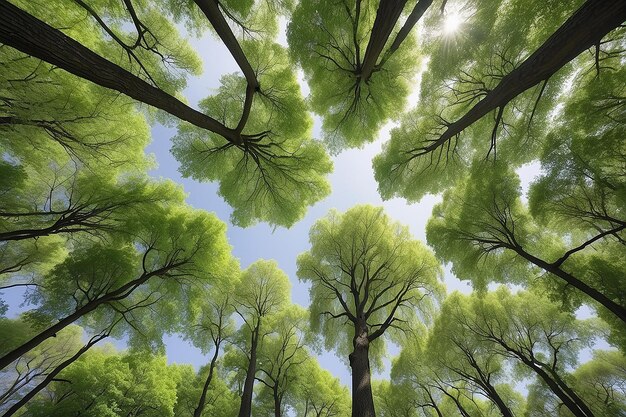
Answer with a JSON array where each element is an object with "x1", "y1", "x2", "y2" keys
[
  {"x1": 193, "y1": 340, "x2": 222, "y2": 417},
  {"x1": 484, "y1": 384, "x2": 514, "y2": 417},
  {"x1": 1, "y1": 333, "x2": 107, "y2": 417},
  {"x1": 349, "y1": 323, "x2": 375, "y2": 417},
  {"x1": 0, "y1": 0, "x2": 238, "y2": 142},
  {"x1": 273, "y1": 387, "x2": 281, "y2": 417},
  {"x1": 420, "y1": 0, "x2": 626, "y2": 155},
  {"x1": 360, "y1": 0, "x2": 407, "y2": 82},
  {"x1": 237, "y1": 324, "x2": 260, "y2": 417},
  {"x1": 0, "y1": 262, "x2": 182, "y2": 371}
]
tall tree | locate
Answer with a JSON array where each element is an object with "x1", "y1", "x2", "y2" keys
[
  {"x1": 0, "y1": 0, "x2": 332, "y2": 227},
  {"x1": 0, "y1": 205, "x2": 232, "y2": 372},
  {"x1": 426, "y1": 162, "x2": 626, "y2": 326},
  {"x1": 288, "y1": 0, "x2": 430, "y2": 149},
  {"x1": 232, "y1": 260, "x2": 291, "y2": 417},
  {"x1": 298, "y1": 205, "x2": 442, "y2": 417},
  {"x1": 374, "y1": 0, "x2": 626, "y2": 203}
]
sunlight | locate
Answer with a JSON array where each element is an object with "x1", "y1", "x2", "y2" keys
[{"x1": 443, "y1": 13, "x2": 462, "y2": 34}]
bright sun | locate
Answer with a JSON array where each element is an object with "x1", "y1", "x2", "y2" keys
[{"x1": 443, "y1": 13, "x2": 462, "y2": 34}]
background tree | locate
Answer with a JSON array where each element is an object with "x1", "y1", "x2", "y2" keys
[
  {"x1": 232, "y1": 259, "x2": 291, "y2": 417},
  {"x1": 255, "y1": 305, "x2": 310, "y2": 417},
  {"x1": 298, "y1": 205, "x2": 442, "y2": 417},
  {"x1": 426, "y1": 163, "x2": 626, "y2": 329}
]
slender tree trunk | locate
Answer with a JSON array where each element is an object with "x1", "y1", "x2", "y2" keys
[
  {"x1": 419, "y1": 0, "x2": 626, "y2": 155},
  {"x1": 0, "y1": 262, "x2": 182, "y2": 371},
  {"x1": 237, "y1": 324, "x2": 260, "y2": 417},
  {"x1": 193, "y1": 340, "x2": 222, "y2": 417},
  {"x1": 0, "y1": 0, "x2": 238, "y2": 142},
  {"x1": 1, "y1": 333, "x2": 107, "y2": 417},
  {"x1": 514, "y1": 247, "x2": 626, "y2": 325},
  {"x1": 273, "y1": 387, "x2": 281, "y2": 417},
  {"x1": 349, "y1": 323, "x2": 375, "y2": 417},
  {"x1": 525, "y1": 360, "x2": 593, "y2": 417},
  {"x1": 359, "y1": 0, "x2": 407, "y2": 82}
]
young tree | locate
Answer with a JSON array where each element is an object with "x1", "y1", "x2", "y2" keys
[
  {"x1": 232, "y1": 260, "x2": 291, "y2": 417},
  {"x1": 183, "y1": 273, "x2": 239, "y2": 417},
  {"x1": 255, "y1": 305, "x2": 309, "y2": 417},
  {"x1": 297, "y1": 205, "x2": 442, "y2": 417}
]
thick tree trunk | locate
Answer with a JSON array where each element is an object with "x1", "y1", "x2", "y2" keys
[
  {"x1": 349, "y1": 323, "x2": 376, "y2": 417},
  {"x1": 193, "y1": 340, "x2": 222, "y2": 417},
  {"x1": 1, "y1": 333, "x2": 106, "y2": 417},
  {"x1": 420, "y1": 0, "x2": 626, "y2": 155},
  {"x1": 0, "y1": 1, "x2": 238, "y2": 142},
  {"x1": 360, "y1": 0, "x2": 407, "y2": 82},
  {"x1": 237, "y1": 325, "x2": 260, "y2": 417},
  {"x1": 514, "y1": 247, "x2": 626, "y2": 325},
  {"x1": 0, "y1": 261, "x2": 182, "y2": 371}
]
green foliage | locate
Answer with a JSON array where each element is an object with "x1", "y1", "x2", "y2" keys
[
  {"x1": 288, "y1": 0, "x2": 420, "y2": 150},
  {"x1": 298, "y1": 205, "x2": 443, "y2": 365},
  {"x1": 171, "y1": 41, "x2": 332, "y2": 227}
]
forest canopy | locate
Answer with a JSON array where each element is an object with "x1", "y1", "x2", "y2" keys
[{"x1": 0, "y1": 1, "x2": 625, "y2": 417}]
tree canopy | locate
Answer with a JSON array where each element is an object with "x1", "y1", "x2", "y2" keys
[{"x1": 1, "y1": 1, "x2": 625, "y2": 417}]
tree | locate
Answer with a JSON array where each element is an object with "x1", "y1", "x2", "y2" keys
[
  {"x1": 232, "y1": 260, "x2": 291, "y2": 417},
  {"x1": 292, "y1": 359, "x2": 351, "y2": 417},
  {"x1": 0, "y1": 319, "x2": 82, "y2": 411},
  {"x1": 447, "y1": 288, "x2": 598, "y2": 417},
  {"x1": 288, "y1": 0, "x2": 428, "y2": 150},
  {"x1": 297, "y1": 205, "x2": 442, "y2": 417},
  {"x1": 255, "y1": 305, "x2": 309, "y2": 417},
  {"x1": 374, "y1": 0, "x2": 626, "y2": 202},
  {"x1": 22, "y1": 346, "x2": 185, "y2": 417},
  {"x1": 425, "y1": 293, "x2": 524, "y2": 417},
  {"x1": 426, "y1": 162, "x2": 626, "y2": 327},
  {"x1": 0, "y1": 0, "x2": 333, "y2": 227},
  {"x1": 183, "y1": 273, "x2": 239, "y2": 417},
  {"x1": 0, "y1": 204, "x2": 232, "y2": 374}
]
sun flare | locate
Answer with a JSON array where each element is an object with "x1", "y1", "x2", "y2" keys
[{"x1": 443, "y1": 13, "x2": 462, "y2": 34}]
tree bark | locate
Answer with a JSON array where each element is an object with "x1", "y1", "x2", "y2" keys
[
  {"x1": 418, "y1": 0, "x2": 626, "y2": 156},
  {"x1": 0, "y1": 261, "x2": 184, "y2": 371},
  {"x1": 237, "y1": 323, "x2": 260, "y2": 417},
  {"x1": 378, "y1": 0, "x2": 433, "y2": 68},
  {"x1": 360, "y1": 0, "x2": 407, "y2": 82},
  {"x1": 193, "y1": 340, "x2": 222, "y2": 417},
  {"x1": 349, "y1": 323, "x2": 375, "y2": 417},
  {"x1": 0, "y1": 0, "x2": 240, "y2": 143}
]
